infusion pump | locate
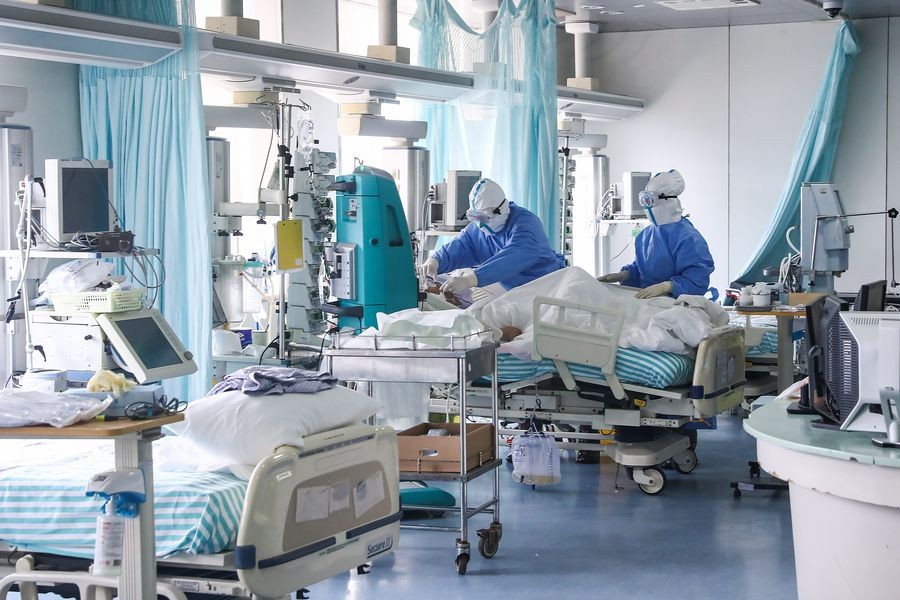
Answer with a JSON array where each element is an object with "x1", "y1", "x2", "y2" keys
[{"x1": 29, "y1": 308, "x2": 197, "y2": 383}]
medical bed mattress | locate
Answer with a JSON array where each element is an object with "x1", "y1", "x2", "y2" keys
[
  {"x1": 495, "y1": 347, "x2": 695, "y2": 389},
  {"x1": 747, "y1": 330, "x2": 778, "y2": 355},
  {"x1": 0, "y1": 440, "x2": 246, "y2": 559}
]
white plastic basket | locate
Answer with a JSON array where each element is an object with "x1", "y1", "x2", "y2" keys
[{"x1": 50, "y1": 288, "x2": 146, "y2": 314}]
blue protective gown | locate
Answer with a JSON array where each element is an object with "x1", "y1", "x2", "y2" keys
[
  {"x1": 432, "y1": 203, "x2": 566, "y2": 289},
  {"x1": 620, "y1": 218, "x2": 714, "y2": 297}
]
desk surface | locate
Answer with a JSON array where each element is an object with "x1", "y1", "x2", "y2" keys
[
  {"x1": 0, "y1": 414, "x2": 183, "y2": 438},
  {"x1": 744, "y1": 396, "x2": 900, "y2": 467},
  {"x1": 736, "y1": 308, "x2": 805, "y2": 318}
]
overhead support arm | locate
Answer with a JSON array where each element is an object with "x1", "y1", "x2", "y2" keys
[
  {"x1": 368, "y1": 0, "x2": 410, "y2": 64},
  {"x1": 565, "y1": 20, "x2": 601, "y2": 92}
]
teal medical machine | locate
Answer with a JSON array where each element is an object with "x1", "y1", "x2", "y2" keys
[{"x1": 323, "y1": 166, "x2": 418, "y2": 329}]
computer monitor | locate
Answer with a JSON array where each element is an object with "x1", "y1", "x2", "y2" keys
[
  {"x1": 806, "y1": 294, "x2": 900, "y2": 433},
  {"x1": 853, "y1": 280, "x2": 887, "y2": 312},
  {"x1": 96, "y1": 308, "x2": 197, "y2": 383},
  {"x1": 44, "y1": 158, "x2": 116, "y2": 243}
]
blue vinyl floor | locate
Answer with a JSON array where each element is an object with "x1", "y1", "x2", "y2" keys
[{"x1": 310, "y1": 411, "x2": 797, "y2": 600}]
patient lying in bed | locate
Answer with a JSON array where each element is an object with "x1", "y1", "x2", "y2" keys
[{"x1": 469, "y1": 267, "x2": 729, "y2": 360}]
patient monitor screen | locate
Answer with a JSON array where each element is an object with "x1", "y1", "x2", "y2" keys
[
  {"x1": 115, "y1": 317, "x2": 183, "y2": 369},
  {"x1": 61, "y1": 167, "x2": 112, "y2": 233}
]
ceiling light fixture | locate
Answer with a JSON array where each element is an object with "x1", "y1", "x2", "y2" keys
[{"x1": 580, "y1": 4, "x2": 606, "y2": 9}]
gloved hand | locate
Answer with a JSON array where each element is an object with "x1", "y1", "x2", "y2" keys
[
  {"x1": 441, "y1": 268, "x2": 478, "y2": 295},
  {"x1": 418, "y1": 257, "x2": 439, "y2": 283},
  {"x1": 597, "y1": 271, "x2": 628, "y2": 283},
  {"x1": 635, "y1": 280, "x2": 674, "y2": 299}
]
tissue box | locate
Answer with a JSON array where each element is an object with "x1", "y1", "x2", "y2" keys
[{"x1": 397, "y1": 422, "x2": 494, "y2": 474}]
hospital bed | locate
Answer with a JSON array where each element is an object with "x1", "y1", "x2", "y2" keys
[
  {"x1": 0, "y1": 424, "x2": 401, "y2": 600},
  {"x1": 455, "y1": 296, "x2": 748, "y2": 495}
]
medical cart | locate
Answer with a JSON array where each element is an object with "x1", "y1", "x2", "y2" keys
[{"x1": 323, "y1": 335, "x2": 502, "y2": 575}]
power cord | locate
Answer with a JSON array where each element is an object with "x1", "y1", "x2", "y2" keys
[{"x1": 123, "y1": 395, "x2": 186, "y2": 420}]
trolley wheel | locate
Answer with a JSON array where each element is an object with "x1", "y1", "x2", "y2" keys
[
  {"x1": 749, "y1": 461, "x2": 761, "y2": 478},
  {"x1": 478, "y1": 535, "x2": 499, "y2": 559},
  {"x1": 455, "y1": 552, "x2": 470, "y2": 575},
  {"x1": 477, "y1": 526, "x2": 501, "y2": 559},
  {"x1": 637, "y1": 467, "x2": 666, "y2": 495},
  {"x1": 673, "y1": 449, "x2": 698, "y2": 474}
]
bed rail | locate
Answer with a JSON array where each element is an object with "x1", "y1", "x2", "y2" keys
[
  {"x1": 690, "y1": 326, "x2": 746, "y2": 417},
  {"x1": 235, "y1": 424, "x2": 401, "y2": 599},
  {"x1": 532, "y1": 296, "x2": 627, "y2": 399}
]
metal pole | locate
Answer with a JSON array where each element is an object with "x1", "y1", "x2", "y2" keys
[
  {"x1": 277, "y1": 103, "x2": 289, "y2": 360},
  {"x1": 378, "y1": 0, "x2": 398, "y2": 46},
  {"x1": 574, "y1": 32, "x2": 592, "y2": 79},
  {"x1": 220, "y1": 0, "x2": 242, "y2": 17},
  {"x1": 458, "y1": 356, "x2": 467, "y2": 544}
]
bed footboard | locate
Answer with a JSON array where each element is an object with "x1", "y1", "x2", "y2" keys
[
  {"x1": 235, "y1": 425, "x2": 401, "y2": 599},
  {"x1": 690, "y1": 327, "x2": 746, "y2": 417},
  {"x1": 532, "y1": 296, "x2": 627, "y2": 399}
]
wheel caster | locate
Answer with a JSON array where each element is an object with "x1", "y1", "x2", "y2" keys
[
  {"x1": 673, "y1": 449, "x2": 698, "y2": 474},
  {"x1": 576, "y1": 450, "x2": 601, "y2": 464},
  {"x1": 733, "y1": 489, "x2": 742, "y2": 498},
  {"x1": 749, "y1": 461, "x2": 761, "y2": 478},
  {"x1": 456, "y1": 552, "x2": 470, "y2": 575},
  {"x1": 477, "y1": 526, "x2": 501, "y2": 559},
  {"x1": 636, "y1": 467, "x2": 666, "y2": 495}
]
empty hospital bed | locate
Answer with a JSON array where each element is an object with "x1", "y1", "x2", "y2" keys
[
  {"x1": 456, "y1": 296, "x2": 748, "y2": 495},
  {"x1": 0, "y1": 424, "x2": 401, "y2": 600}
]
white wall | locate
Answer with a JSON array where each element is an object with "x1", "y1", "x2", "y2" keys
[
  {"x1": 578, "y1": 27, "x2": 730, "y2": 291},
  {"x1": 0, "y1": 57, "x2": 82, "y2": 171},
  {"x1": 576, "y1": 19, "x2": 897, "y2": 295}
]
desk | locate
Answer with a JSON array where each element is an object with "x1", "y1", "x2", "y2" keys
[
  {"x1": 0, "y1": 414, "x2": 183, "y2": 600},
  {"x1": 736, "y1": 308, "x2": 804, "y2": 393},
  {"x1": 745, "y1": 397, "x2": 900, "y2": 600}
]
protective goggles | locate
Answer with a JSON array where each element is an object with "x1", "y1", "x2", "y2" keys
[
  {"x1": 465, "y1": 198, "x2": 507, "y2": 224},
  {"x1": 638, "y1": 191, "x2": 677, "y2": 208}
]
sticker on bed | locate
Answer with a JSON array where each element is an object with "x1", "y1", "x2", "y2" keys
[
  {"x1": 295, "y1": 486, "x2": 331, "y2": 522},
  {"x1": 353, "y1": 470, "x2": 385, "y2": 519}
]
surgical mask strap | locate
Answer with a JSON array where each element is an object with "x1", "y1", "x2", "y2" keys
[{"x1": 492, "y1": 198, "x2": 507, "y2": 215}]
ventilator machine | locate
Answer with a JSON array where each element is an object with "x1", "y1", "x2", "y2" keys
[{"x1": 323, "y1": 166, "x2": 418, "y2": 329}]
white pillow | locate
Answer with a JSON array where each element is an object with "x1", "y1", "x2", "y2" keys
[{"x1": 174, "y1": 386, "x2": 380, "y2": 466}]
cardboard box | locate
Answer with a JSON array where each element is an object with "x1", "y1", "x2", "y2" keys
[
  {"x1": 398, "y1": 423, "x2": 494, "y2": 474},
  {"x1": 788, "y1": 292, "x2": 828, "y2": 306}
]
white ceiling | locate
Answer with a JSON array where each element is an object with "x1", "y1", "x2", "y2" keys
[
  {"x1": 344, "y1": 0, "x2": 900, "y2": 33},
  {"x1": 555, "y1": 0, "x2": 900, "y2": 32}
]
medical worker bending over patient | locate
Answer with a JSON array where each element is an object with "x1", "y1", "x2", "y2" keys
[
  {"x1": 419, "y1": 178, "x2": 566, "y2": 296},
  {"x1": 598, "y1": 170, "x2": 714, "y2": 299}
]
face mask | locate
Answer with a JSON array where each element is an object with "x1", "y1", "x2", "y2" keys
[{"x1": 639, "y1": 192, "x2": 682, "y2": 226}]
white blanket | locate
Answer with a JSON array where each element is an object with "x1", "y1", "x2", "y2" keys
[
  {"x1": 342, "y1": 307, "x2": 499, "y2": 350},
  {"x1": 471, "y1": 267, "x2": 729, "y2": 360}
]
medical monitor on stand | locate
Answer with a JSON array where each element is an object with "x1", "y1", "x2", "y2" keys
[
  {"x1": 96, "y1": 309, "x2": 197, "y2": 383},
  {"x1": 44, "y1": 158, "x2": 116, "y2": 243}
]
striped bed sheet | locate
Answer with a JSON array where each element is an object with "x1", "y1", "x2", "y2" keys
[
  {"x1": 494, "y1": 347, "x2": 695, "y2": 389},
  {"x1": 747, "y1": 329, "x2": 778, "y2": 355},
  {"x1": 0, "y1": 439, "x2": 246, "y2": 559},
  {"x1": 492, "y1": 331, "x2": 776, "y2": 389}
]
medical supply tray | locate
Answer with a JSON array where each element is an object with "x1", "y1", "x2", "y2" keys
[
  {"x1": 50, "y1": 288, "x2": 145, "y2": 314},
  {"x1": 323, "y1": 334, "x2": 502, "y2": 574}
]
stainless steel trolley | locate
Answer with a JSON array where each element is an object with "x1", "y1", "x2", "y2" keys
[{"x1": 323, "y1": 333, "x2": 502, "y2": 575}]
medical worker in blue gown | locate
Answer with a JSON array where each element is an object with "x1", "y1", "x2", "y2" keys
[
  {"x1": 418, "y1": 178, "x2": 566, "y2": 295},
  {"x1": 598, "y1": 170, "x2": 714, "y2": 299}
]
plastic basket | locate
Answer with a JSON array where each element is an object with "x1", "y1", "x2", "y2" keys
[{"x1": 50, "y1": 288, "x2": 146, "y2": 314}]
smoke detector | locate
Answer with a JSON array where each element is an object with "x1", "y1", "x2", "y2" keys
[{"x1": 657, "y1": 0, "x2": 759, "y2": 10}]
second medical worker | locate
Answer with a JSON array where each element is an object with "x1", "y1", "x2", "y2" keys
[
  {"x1": 418, "y1": 178, "x2": 566, "y2": 295},
  {"x1": 599, "y1": 169, "x2": 714, "y2": 299}
]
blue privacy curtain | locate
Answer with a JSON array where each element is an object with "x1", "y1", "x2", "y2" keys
[
  {"x1": 76, "y1": 0, "x2": 212, "y2": 401},
  {"x1": 412, "y1": 0, "x2": 560, "y2": 247},
  {"x1": 733, "y1": 20, "x2": 860, "y2": 286}
]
